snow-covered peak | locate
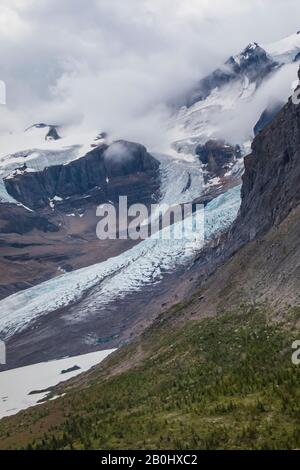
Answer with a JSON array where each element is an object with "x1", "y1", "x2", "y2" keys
[
  {"x1": 264, "y1": 32, "x2": 300, "y2": 63},
  {"x1": 186, "y1": 41, "x2": 277, "y2": 109},
  {"x1": 239, "y1": 42, "x2": 260, "y2": 57},
  {"x1": 0, "y1": 126, "x2": 108, "y2": 172},
  {"x1": 232, "y1": 43, "x2": 260, "y2": 66},
  {"x1": 0, "y1": 126, "x2": 110, "y2": 204},
  {"x1": 227, "y1": 42, "x2": 275, "y2": 74}
]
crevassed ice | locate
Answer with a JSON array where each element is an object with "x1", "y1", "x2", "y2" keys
[{"x1": 0, "y1": 185, "x2": 241, "y2": 338}]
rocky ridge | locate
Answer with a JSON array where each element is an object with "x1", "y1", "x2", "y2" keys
[{"x1": 4, "y1": 140, "x2": 160, "y2": 210}]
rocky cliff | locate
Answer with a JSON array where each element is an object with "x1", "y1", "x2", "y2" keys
[
  {"x1": 253, "y1": 102, "x2": 284, "y2": 136},
  {"x1": 0, "y1": 203, "x2": 58, "y2": 235},
  {"x1": 192, "y1": 69, "x2": 300, "y2": 288},
  {"x1": 231, "y1": 83, "x2": 300, "y2": 248},
  {"x1": 186, "y1": 43, "x2": 278, "y2": 107},
  {"x1": 4, "y1": 140, "x2": 160, "y2": 210},
  {"x1": 195, "y1": 140, "x2": 241, "y2": 179}
]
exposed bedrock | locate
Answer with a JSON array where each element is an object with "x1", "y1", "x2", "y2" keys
[
  {"x1": 4, "y1": 140, "x2": 160, "y2": 210},
  {"x1": 194, "y1": 70, "x2": 300, "y2": 284},
  {"x1": 0, "y1": 203, "x2": 58, "y2": 235},
  {"x1": 195, "y1": 139, "x2": 241, "y2": 178},
  {"x1": 186, "y1": 43, "x2": 278, "y2": 107},
  {"x1": 253, "y1": 102, "x2": 284, "y2": 136},
  {"x1": 231, "y1": 86, "x2": 300, "y2": 248}
]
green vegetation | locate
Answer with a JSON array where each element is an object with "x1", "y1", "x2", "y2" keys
[{"x1": 1, "y1": 305, "x2": 299, "y2": 450}]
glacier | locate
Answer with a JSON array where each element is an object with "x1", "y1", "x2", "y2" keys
[
  {"x1": 1, "y1": 30, "x2": 299, "y2": 347},
  {"x1": 0, "y1": 185, "x2": 241, "y2": 339}
]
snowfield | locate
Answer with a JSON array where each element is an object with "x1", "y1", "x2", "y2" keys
[
  {"x1": 0, "y1": 349, "x2": 116, "y2": 419},
  {"x1": 0, "y1": 127, "x2": 102, "y2": 203},
  {"x1": 264, "y1": 32, "x2": 300, "y2": 63}
]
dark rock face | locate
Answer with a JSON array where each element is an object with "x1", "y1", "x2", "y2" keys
[
  {"x1": 0, "y1": 203, "x2": 58, "y2": 234},
  {"x1": 231, "y1": 85, "x2": 300, "y2": 247},
  {"x1": 195, "y1": 140, "x2": 241, "y2": 178},
  {"x1": 186, "y1": 43, "x2": 278, "y2": 107},
  {"x1": 187, "y1": 69, "x2": 233, "y2": 107},
  {"x1": 294, "y1": 52, "x2": 300, "y2": 62},
  {"x1": 4, "y1": 140, "x2": 160, "y2": 210},
  {"x1": 254, "y1": 102, "x2": 284, "y2": 136},
  {"x1": 25, "y1": 123, "x2": 61, "y2": 141},
  {"x1": 46, "y1": 126, "x2": 61, "y2": 141},
  {"x1": 226, "y1": 43, "x2": 277, "y2": 82},
  {"x1": 192, "y1": 73, "x2": 300, "y2": 292}
]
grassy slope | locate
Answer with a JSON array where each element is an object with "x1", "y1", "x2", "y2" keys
[{"x1": 0, "y1": 305, "x2": 299, "y2": 450}]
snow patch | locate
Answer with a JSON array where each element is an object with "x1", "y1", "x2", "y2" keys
[{"x1": 0, "y1": 350, "x2": 116, "y2": 419}]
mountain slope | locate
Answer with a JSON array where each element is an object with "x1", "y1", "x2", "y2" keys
[
  {"x1": 0, "y1": 206, "x2": 299, "y2": 450},
  {"x1": 0, "y1": 139, "x2": 160, "y2": 301},
  {"x1": 231, "y1": 86, "x2": 300, "y2": 249},
  {"x1": 1, "y1": 68, "x2": 300, "y2": 450},
  {"x1": 171, "y1": 33, "x2": 300, "y2": 155},
  {"x1": 0, "y1": 31, "x2": 298, "y2": 308},
  {"x1": 186, "y1": 42, "x2": 278, "y2": 108}
]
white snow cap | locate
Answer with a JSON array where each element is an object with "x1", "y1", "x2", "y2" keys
[{"x1": 264, "y1": 32, "x2": 300, "y2": 62}]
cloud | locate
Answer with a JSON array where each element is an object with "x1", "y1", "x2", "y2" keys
[
  {"x1": 1, "y1": 0, "x2": 300, "y2": 151},
  {"x1": 104, "y1": 142, "x2": 135, "y2": 163},
  {"x1": 214, "y1": 62, "x2": 300, "y2": 145}
]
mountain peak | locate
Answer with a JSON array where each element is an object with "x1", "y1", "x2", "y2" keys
[
  {"x1": 186, "y1": 41, "x2": 277, "y2": 108},
  {"x1": 245, "y1": 42, "x2": 259, "y2": 51},
  {"x1": 230, "y1": 42, "x2": 269, "y2": 66}
]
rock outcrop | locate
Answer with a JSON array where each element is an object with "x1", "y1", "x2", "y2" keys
[
  {"x1": 25, "y1": 123, "x2": 61, "y2": 141},
  {"x1": 0, "y1": 203, "x2": 58, "y2": 235},
  {"x1": 193, "y1": 68, "x2": 300, "y2": 285},
  {"x1": 294, "y1": 51, "x2": 300, "y2": 62},
  {"x1": 231, "y1": 78, "x2": 300, "y2": 247},
  {"x1": 45, "y1": 126, "x2": 61, "y2": 141},
  {"x1": 186, "y1": 43, "x2": 278, "y2": 107},
  {"x1": 195, "y1": 140, "x2": 241, "y2": 178},
  {"x1": 4, "y1": 140, "x2": 160, "y2": 210},
  {"x1": 254, "y1": 102, "x2": 284, "y2": 136}
]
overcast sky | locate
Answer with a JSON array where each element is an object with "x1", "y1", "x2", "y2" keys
[{"x1": 1, "y1": 0, "x2": 300, "y2": 147}]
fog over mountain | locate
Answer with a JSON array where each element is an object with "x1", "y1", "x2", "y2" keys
[{"x1": 1, "y1": 0, "x2": 300, "y2": 150}]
